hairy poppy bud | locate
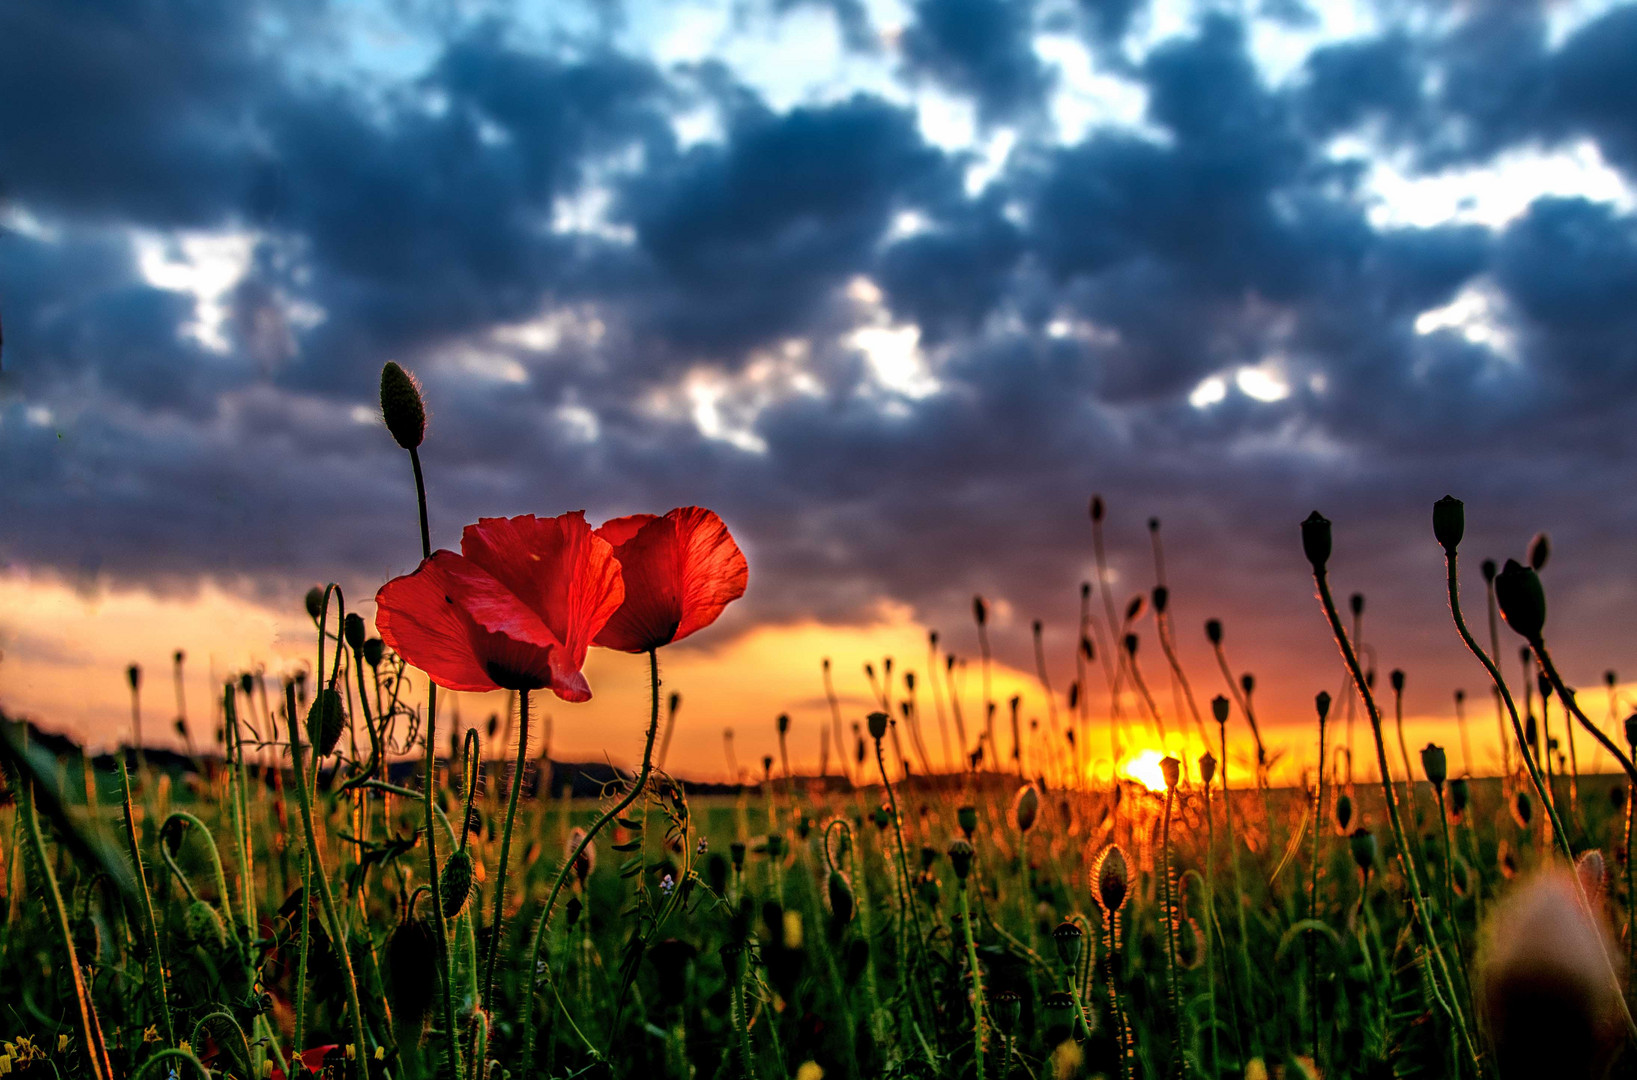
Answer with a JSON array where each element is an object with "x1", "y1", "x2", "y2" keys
[
  {"x1": 1152, "y1": 585, "x2": 1169, "y2": 614},
  {"x1": 1093, "y1": 845, "x2": 1130, "y2": 915},
  {"x1": 1089, "y1": 495, "x2": 1104, "y2": 522},
  {"x1": 307, "y1": 686, "x2": 345, "y2": 756},
  {"x1": 440, "y1": 849, "x2": 474, "y2": 917},
  {"x1": 957, "y1": 804, "x2": 978, "y2": 838},
  {"x1": 947, "y1": 839, "x2": 974, "y2": 883},
  {"x1": 1160, "y1": 756, "x2": 1181, "y2": 790},
  {"x1": 343, "y1": 613, "x2": 366, "y2": 654},
  {"x1": 1012, "y1": 784, "x2": 1040, "y2": 833},
  {"x1": 1053, "y1": 920, "x2": 1084, "y2": 967},
  {"x1": 1528, "y1": 532, "x2": 1550, "y2": 572},
  {"x1": 185, "y1": 899, "x2": 227, "y2": 951},
  {"x1": 1421, "y1": 743, "x2": 1447, "y2": 789},
  {"x1": 379, "y1": 362, "x2": 427, "y2": 450},
  {"x1": 1495, "y1": 559, "x2": 1547, "y2": 640},
  {"x1": 1211, "y1": 695, "x2": 1230, "y2": 724},
  {"x1": 973, "y1": 596, "x2": 987, "y2": 627},
  {"x1": 1335, "y1": 793, "x2": 1352, "y2": 832},
  {"x1": 1198, "y1": 751, "x2": 1217, "y2": 785},
  {"x1": 1205, "y1": 618, "x2": 1222, "y2": 645},
  {"x1": 362, "y1": 638, "x2": 384, "y2": 669},
  {"x1": 1301, "y1": 511, "x2": 1332, "y2": 570},
  {"x1": 1349, "y1": 828, "x2": 1376, "y2": 872},
  {"x1": 866, "y1": 711, "x2": 889, "y2": 741},
  {"x1": 1433, "y1": 496, "x2": 1464, "y2": 553},
  {"x1": 304, "y1": 586, "x2": 324, "y2": 622},
  {"x1": 1315, "y1": 691, "x2": 1331, "y2": 721}
]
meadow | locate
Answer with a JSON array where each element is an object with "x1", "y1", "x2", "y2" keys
[{"x1": 0, "y1": 363, "x2": 1632, "y2": 1080}]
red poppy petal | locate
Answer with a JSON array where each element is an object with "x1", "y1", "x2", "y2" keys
[
  {"x1": 594, "y1": 513, "x2": 659, "y2": 549},
  {"x1": 460, "y1": 512, "x2": 624, "y2": 696},
  {"x1": 670, "y1": 506, "x2": 749, "y2": 642},
  {"x1": 376, "y1": 555, "x2": 501, "y2": 693},
  {"x1": 593, "y1": 515, "x2": 684, "y2": 652}
]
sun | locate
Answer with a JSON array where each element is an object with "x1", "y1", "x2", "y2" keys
[{"x1": 1122, "y1": 749, "x2": 1170, "y2": 794}]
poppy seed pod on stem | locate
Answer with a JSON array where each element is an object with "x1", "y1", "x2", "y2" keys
[
  {"x1": 343, "y1": 613, "x2": 366, "y2": 654},
  {"x1": 1528, "y1": 532, "x2": 1551, "y2": 572},
  {"x1": 1152, "y1": 585, "x2": 1169, "y2": 614},
  {"x1": 1495, "y1": 559, "x2": 1547, "y2": 641},
  {"x1": 1449, "y1": 777, "x2": 1469, "y2": 817},
  {"x1": 1211, "y1": 695, "x2": 1230, "y2": 724},
  {"x1": 1199, "y1": 751, "x2": 1217, "y2": 785},
  {"x1": 1349, "y1": 828, "x2": 1376, "y2": 872},
  {"x1": 1093, "y1": 845, "x2": 1130, "y2": 916},
  {"x1": 1315, "y1": 691, "x2": 1332, "y2": 721},
  {"x1": 973, "y1": 596, "x2": 987, "y2": 627},
  {"x1": 1012, "y1": 784, "x2": 1040, "y2": 833},
  {"x1": 1422, "y1": 743, "x2": 1447, "y2": 789},
  {"x1": 1205, "y1": 618, "x2": 1222, "y2": 645},
  {"x1": 379, "y1": 361, "x2": 427, "y2": 451},
  {"x1": 957, "y1": 804, "x2": 978, "y2": 838},
  {"x1": 1433, "y1": 496, "x2": 1465, "y2": 553},
  {"x1": 866, "y1": 711, "x2": 890, "y2": 741},
  {"x1": 362, "y1": 638, "x2": 384, "y2": 669},
  {"x1": 1160, "y1": 756, "x2": 1181, "y2": 791},
  {"x1": 304, "y1": 587, "x2": 324, "y2": 622},
  {"x1": 1301, "y1": 511, "x2": 1332, "y2": 570},
  {"x1": 947, "y1": 839, "x2": 974, "y2": 883},
  {"x1": 1335, "y1": 793, "x2": 1352, "y2": 831},
  {"x1": 1053, "y1": 920, "x2": 1083, "y2": 967},
  {"x1": 1089, "y1": 495, "x2": 1104, "y2": 522}
]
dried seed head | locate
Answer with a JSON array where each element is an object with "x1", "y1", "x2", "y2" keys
[
  {"x1": 1092, "y1": 844, "x2": 1131, "y2": 916},
  {"x1": 1478, "y1": 870, "x2": 1625, "y2": 1080},
  {"x1": 1052, "y1": 920, "x2": 1084, "y2": 967},
  {"x1": 1160, "y1": 756, "x2": 1181, "y2": 791},
  {"x1": 1012, "y1": 784, "x2": 1040, "y2": 833},
  {"x1": 1211, "y1": 695, "x2": 1230, "y2": 724},
  {"x1": 947, "y1": 838, "x2": 974, "y2": 883},
  {"x1": 1205, "y1": 618, "x2": 1223, "y2": 645},
  {"x1": 867, "y1": 711, "x2": 889, "y2": 741},
  {"x1": 1315, "y1": 691, "x2": 1332, "y2": 721},
  {"x1": 1198, "y1": 751, "x2": 1217, "y2": 785},
  {"x1": 1432, "y1": 496, "x2": 1464, "y2": 553},
  {"x1": 379, "y1": 362, "x2": 427, "y2": 450},
  {"x1": 991, "y1": 989, "x2": 1022, "y2": 1032},
  {"x1": 1495, "y1": 559, "x2": 1547, "y2": 641},
  {"x1": 1349, "y1": 828, "x2": 1376, "y2": 871},
  {"x1": 776, "y1": 712, "x2": 789, "y2": 736},
  {"x1": 1300, "y1": 511, "x2": 1332, "y2": 571},
  {"x1": 1421, "y1": 743, "x2": 1447, "y2": 789}
]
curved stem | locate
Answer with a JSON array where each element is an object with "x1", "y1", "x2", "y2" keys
[
  {"x1": 523, "y1": 648, "x2": 660, "y2": 1076},
  {"x1": 119, "y1": 759, "x2": 174, "y2": 1046},
  {"x1": 1532, "y1": 641, "x2": 1637, "y2": 784}
]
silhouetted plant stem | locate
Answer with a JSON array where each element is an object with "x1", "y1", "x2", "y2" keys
[
  {"x1": 958, "y1": 881, "x2": 987, "y2": 1080},
  {"x1": 481, "y1": 688, "x2": 531, "y2": 1010},
  {"x1": 119, "y1": 757, "x2": 174, "y2": 1046}
]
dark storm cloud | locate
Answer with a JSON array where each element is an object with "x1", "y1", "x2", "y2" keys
[
  {"x1": 899, "y1": 0, "x2": 1055, "y2": 125},
  {"x1": 5, "y1": 0, "x2": 1637, "y2": 737}
]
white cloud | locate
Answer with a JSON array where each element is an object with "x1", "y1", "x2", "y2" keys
[{"x1": 132, "y1": 229, "x2": 258, "y2": 354}]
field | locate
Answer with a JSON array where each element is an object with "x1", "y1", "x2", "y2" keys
[{"x1": 1, "y1": 369, "x2": 1633, "y2": 1080}]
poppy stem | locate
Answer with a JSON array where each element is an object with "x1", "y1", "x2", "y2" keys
[
  {"x1": 409, "y1": 446, "x2": 431, "y2": 560},
  {"x1": 482, "y1": 688, "x2": 530, "y2": 1010},
  {"x1": 523, "y1": 647, "x2": 660, "y2": 1076}
]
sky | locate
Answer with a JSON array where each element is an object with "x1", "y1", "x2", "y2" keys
[{"x1": 4, "y1": 0, "x2": 1637, "y2": 784}]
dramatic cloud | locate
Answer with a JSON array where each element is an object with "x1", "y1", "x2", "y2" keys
[{"x1": 5, "y1": 0, "x2": 1637, "y2": 749}]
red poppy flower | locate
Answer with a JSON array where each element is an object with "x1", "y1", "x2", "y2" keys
[
  {"x1": 375, "y1": 512, "x2": 623, "y2": 702},
  {"x1": 593, "y1": 506, "x2": 748, "y2": 653}
]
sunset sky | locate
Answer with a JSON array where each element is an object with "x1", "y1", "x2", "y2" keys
[{"x1": 4, "y1": 0, "x2": 1637, "y2": 783}]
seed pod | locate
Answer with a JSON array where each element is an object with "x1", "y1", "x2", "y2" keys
[
  {"x1": 379, "y1": 362, "x2": 427, "y2": 450},
  {"x1": 1449, "y1": 778, "x2": 1469, "y2": 817},
  {"x1": 973, "y1": 596, "x2": 988, "y2": 627},
  {"x1": 1390, "y1": 669, "x2": 1405, "y2": 694},
  {"x1": 1211, "y1": 695, "x2": 1230, "y2": 724},
  {"x1": 440, "y1": 849, "x2": 475, "y2": 918},
  {"x1": 1349, "y1": 828, "x2": 1376, "y2": 871},
  {"x1": 1335, "y1": 793, "x2": 1353, "y2": 831},
  {"x1": 1315, "y1": 691, "x2": 1331, "y2": 721},
  {"x1": 730, "y1": 841, "x2": 746, "y2": 872},
  {"x1": 867, "y1": 711, "x2": 889, "y2": 741},
  {"x1": 1052, "y1": 920, "x2": 1083, "y2": 968},
  {"x1": 827, "y1": 870, "x2": 855, "y2": 924},
  {"x1": 362, "y1": 638, "x2": 385, "y2": 669},
  {"x1": 777, "y1": 712, "x2": 789, "y2": 735},
  {"x1": 1152, "y1": 585, "x2": 1169, "y2": 614},
  {"x1": 343, "y1": 613, "x2": 366, "y2": 654},
  {"x1": 1495, "y1": 559, "x2": 1547, "y2": 641},
  {"x1": 766, "y1": 833, "x2": 787, "y2": 861},
  {"x1": 947, "y1": 838, "x2": 974, "y2": 883},
  {"x1": 1432, "y1": 496, "x2": 1464, "y2": 553},
  {"x1": 1205, "y1": 618, "x2": 1222, "y2": 645},
  {"x1": 1513, "y1": 790, "x2": 1533, "y2": 829},
  {"x1": 1301, "y1": 511, "x2": 1332, "y2": 570},
  {"x1": 1123, "y1": 632, "x2": 1138, "y2": 656},
  {"x1": 957, "y1": 804, "x2": 978, "y2": 838},
  {"x1": 1198, "y1": 751, "x2": 1217, "y2": 786},
  {"x1": 305, "y1": 685, "x2": 345, "y2": 757},
  {"x1": 1124, "y1": 594, "x2": 1145, "y2": 623},
  {"x1": 991, "y1": 989, "x2": 1022, "y2": 1032},
  {"x1": 1528, "y1": 532, "x2": 1550, "y2": 572},
  {"x1": 1160, "y1": 756, "x2": 1181, "y2": 790},
  {"x1": 1012, "y1": 784, "x2": 1040, "y2": 833},
  {"x1": 1092, "y1": 844, "x2": 1131, "y2": 916},
  {"x1": 1421, "y1": 743, "x2": 1447, "y2": 789}
]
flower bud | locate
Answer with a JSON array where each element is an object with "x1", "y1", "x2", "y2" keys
[
  {"x1": 957, "y1": 804, "x2": 978, "y2": 838},
  {"x1": 973, "y1": 595, "x2": 987, "y2": 627},
  {"x1": 867, "y1": 711, "x2": 889, "y2": 741},
  {"x1": 1432, "y1": 496, "x2": 1464, "y2": 553},
  {"x1": 1528, "y1": 532, "x2": 1550, "y2": 572},
  {"x1": 777, "y1": 712, "x2": 790, "y2": 736},
  {"x1": 1092, "y1": 844, "x2": 1130, "y2": 916},
  {"x1": 826, "y1": 870, "x2": 855, "y2": 924},
  {"x1": 1152, "y1": 585, "x2": 1169, "y2": 615},
  {"x1": 1012, "y1": 784, "x2": 1040, "y2": 833},
  {"x1": 1315, "y1": 691, "x2": 1331, "y2": 722},
  {"x1": 1123, "y1": 632, "x2": 1138, "y2": 656},
  {"x1": 343, "y1": 613, "x2": 366, "y2": 654},
  {"x1": 1513, "y1": 790, "x2": 1533, "y2": 828},
  {"x1": 1124, "y1": 594, "x2": 1146, "y2": 623},
  {"x1": 1482, "y1": 558, "x2": 1497, "y2": 583},
  {"x1": 379, "y1": 362, "x2": 427, "y2": 450},
  {"x1": 947, "y1": 838, "x2": 974, "y2": 883},
  {"x1": 362, "y1": 638, "x2": 385, "y2": 669},
  {"x1": 1198, "y1": 751, "x2": 1217, "y2": 785},
  {"x1": 1421, "y1": 743, "x2": 1447, "y2": 789},
  {"x1": 440, "y1": 849, "x2": 475, "y2": 917},
  {"x1": 1495, "y1": 559, "x2": 1547, "y2": 641},
  {"x1": 1205, "y1": 618, "x2": 1222, "y2": 645},
  {"x1": 1301, "y1": 511, "x2": 1332, "y2": 570},
  {"x1": 304, "y1": 586, "x2": 325, "y2": 621},
  {"x1": 1160, "y1": 756, "x2": 1181, "y2": 791},
  {"x1": 730, "y1": 841, "x2": 746, "y2": 872},
  {"x1": 1449, "y1": 777, "x2": 1469, "y2": 817},
  {"x1": 306, "y1": 686, "x2": 345, "y2": 756},
  {"x1": 1390, "y1": 669, "x2": 1405, "y2": 694},
  {"x1": 1211, "y1": 695, "x2": 1230, "y2": 724},
  {"x1": 1349, "y1": 828, "x2": 1376, "y2": 871},
  {"x1": 1350, "y1": 592, "x2": 1364, "y2": 617},
  {"x1": 1052, "y1": 920, "x2": 1084, "y2": 967},
  {"x1": 1335, "y1": 793, "x2": 1352, "y2": 832}
]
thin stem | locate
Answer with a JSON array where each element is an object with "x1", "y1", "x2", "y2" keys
[
  {"x1": 959, "y1": 884, "x2": 987, "y2": 1080},
  {"x1": 119, "y1": 758, "x2": 174, "y2": 1046},
  {"x1": 482, "y1": 688, "x2": 531, "y2": 1009}
]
